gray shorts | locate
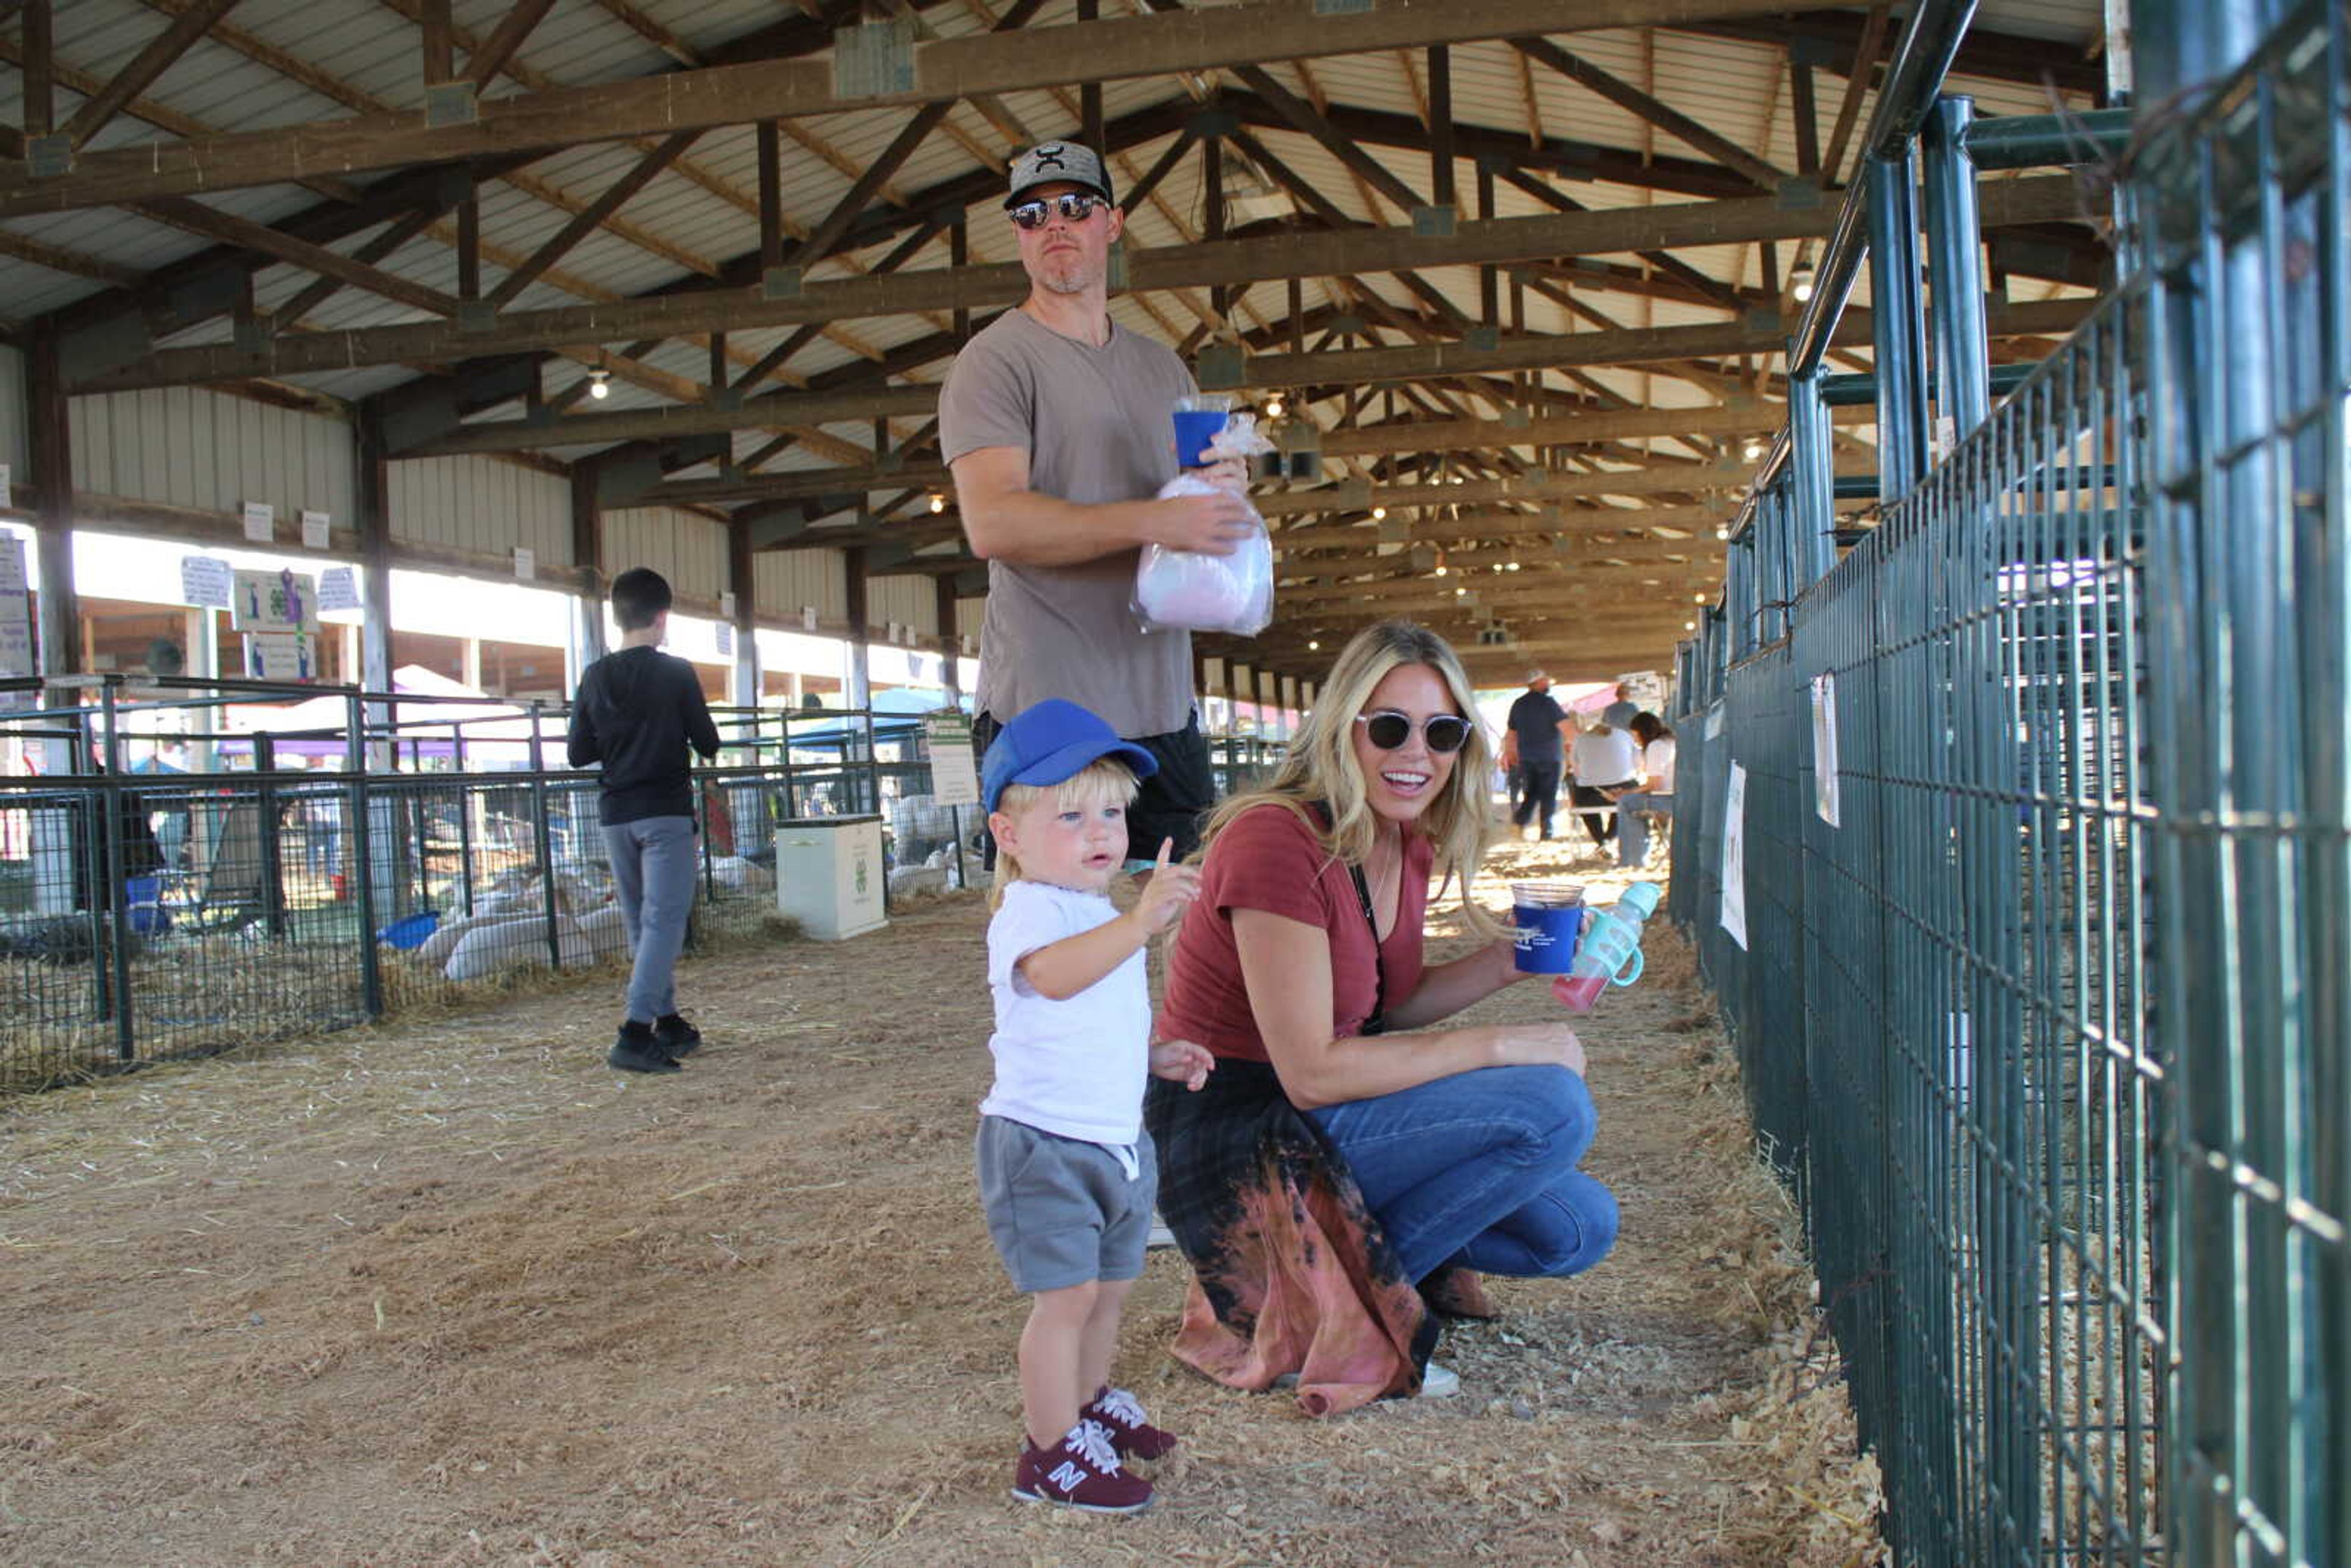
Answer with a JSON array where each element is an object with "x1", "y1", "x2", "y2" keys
[{"x1": 975, "y1": 1116, "x2": 1157, "y2": 1294}]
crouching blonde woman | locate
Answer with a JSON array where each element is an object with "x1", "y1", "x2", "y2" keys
[{"x1": 1145, "y1": 620, "x2": 1617, "y2": 1416}]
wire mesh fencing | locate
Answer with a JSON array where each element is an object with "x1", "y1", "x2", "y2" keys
[
  {"x1": 0, "y1": 678, "x2": 953, "y2": 1092},
  {"x1": 1665, "y1": 4, "x2": 2345, "y2": 1562}
]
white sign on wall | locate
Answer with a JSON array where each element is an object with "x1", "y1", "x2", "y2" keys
[
  {"x1": 714, "y1": 620, "x2": 735, "y2": 656},
  {"x1": 318, "y1": 565, "x2": 361, "y2": 612},
  {"x1": 230, "y1": 568, "x2": 320, "y2": 631},
  {"x1": 0, "y1": 462, "x2": 12, "y2": 511},
  {"x1": 241, "y1": 501, "x2": 275, "y2": 543},
  {"x1": 300, "y1": 509, "x2": 332, "y2": 550},
  {"x1": 802, "y1": 606, "x2": 819, "y2": 632},
  {"x1": 512, "y1": 546, "x2": 536, "y2": 582},
  {"x1": 0, "y1": 536, "x2": 33, "y2": 707},
  {"x1": 179, "y1": 555, "x2": 233, "y2": 609},
  {"x1": 1720, "y1": 760, "x2": 1749, "y2": 951},
  {"x1": 1810, "y1": 671, "x2": 1841, "y2": 827},
  {"x1": 243, "y1": 631, "x2": 318, "y2": 682}
]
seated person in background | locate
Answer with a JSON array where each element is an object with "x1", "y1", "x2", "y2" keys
[
  {"x1": 1614, "y1": 713, "x2": 1678, "y2": 868},
  {"x1": 1567, "y1": 701, "x2": 1643, "y2": 850},
  {"x1": 1147, "y1": 620, "x2": 1618, "y2": 1416}
]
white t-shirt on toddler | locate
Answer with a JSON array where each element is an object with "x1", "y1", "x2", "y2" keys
[{"x1": 981, "y1": 879, "x2": 1149, "y2": 1146}]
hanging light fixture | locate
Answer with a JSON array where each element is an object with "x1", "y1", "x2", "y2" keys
[
  {"x1": 1264, "y1": 394, "x2": 1285, "y2": 419},
  {"x1": 928, "y1": 492, "x2": 947, "y2": 514},
  {"x1": 1742, "y1": 438, "x2": 1764, "y2": 462},
  {"x1": 1790, "y1": 260, "x2": 1816, "y2": 303},
  {"x1": 1308, "y1": 639, "x2": 1320, "y2": 651},
  {"x1": 1371, "y1": 506, "x2": 1387, "y2": 521},
  {"x1": 588, "y1": 368, "x2": 612, "y2": 400}
]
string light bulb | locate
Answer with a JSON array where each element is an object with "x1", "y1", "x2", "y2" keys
[{"x1": 588, "y1": 369, "x2": 612, "y2": 400}]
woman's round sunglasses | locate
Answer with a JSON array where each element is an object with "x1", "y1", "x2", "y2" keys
[
  {"x1": 1355, "y1": 710, "x2": 1473, "y2": 754},
  {"x1": 1008, "y1": 193, "x2": 1104, "y2": 230}
]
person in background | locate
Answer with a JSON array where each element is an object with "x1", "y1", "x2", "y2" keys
[
  {"x1": 975, "y1": 699, "x2": 1214, "y2": 1513},
  {"x1": 1568, "y1": 701, "x2": 1643, "y2": 850},
  {"x1": 941, "y1": 141, "x2": 1256, "y2": 869},
  {"x1": 566, "y1": 568, "x2": 721, "y2": 1075},
  {"x1": 1614, "y1": 713, "x2": 1678, "y2": 868},
  {"x1": 1501, "y1": 670, "x2": 1575, "y2": 842}
]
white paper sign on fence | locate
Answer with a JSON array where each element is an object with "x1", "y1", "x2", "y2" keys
[
  {"x1": 923, "y1": 710, "x2": 980, "y2": 807},
  {"x1": 1810, "y1": 671, "x2": 1841, "y2": 827},
  {"x1": 231, "y1": 568, "x2": 320, "y2": 631},
  {"x1": 241, "y1": 500, "x2": 275, "y2": 543},
  {"x1": 1720, "y1": 760, "x2": 1750, "y2": 951},
  {"x1": 715, "y1": 620, "x2": 735, "y2": 656},
  {"x1": 318, "y1": 565, "x2": 361, "y2": 612},
  {"x1": 180, "y1": 555, "x2": 233, "y2": 609}
]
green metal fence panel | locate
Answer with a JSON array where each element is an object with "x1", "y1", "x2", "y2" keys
[{"x1": 2135, "y1": 4, "x2": 2351, "y2": 1562}]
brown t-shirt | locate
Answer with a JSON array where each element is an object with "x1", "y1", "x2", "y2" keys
[
  {"x1": 937, "y1": 306, "x2": 1199, "y2": 738},
  {"x1": 1159, "y1": 803, "x2": 1434, "y2": 1064}
]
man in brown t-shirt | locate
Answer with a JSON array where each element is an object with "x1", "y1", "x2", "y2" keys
[{"x1": 939, "y1": 141, "x2": 1258, "y2": 863}]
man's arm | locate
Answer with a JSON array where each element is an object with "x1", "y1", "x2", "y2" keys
[
  {"x1": 952, "y1": 446, "x2": 1258, "y2": 568},
  {"x1": 681, "y1": 670, "x2": 721, "y2": 760},
  {"x1": 564, "y1": 679, "x2": 601, "y2": 767}
]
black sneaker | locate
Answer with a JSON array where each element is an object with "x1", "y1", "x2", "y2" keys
[
  {"x1": 609, "y1": 1021, "x2": 681, "y2": 1074},
  {"x1": 653, "y1": 1013, "x2": 701, "y2": 1057}
]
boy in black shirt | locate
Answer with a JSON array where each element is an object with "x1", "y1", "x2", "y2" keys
[{"x1": 566, "y1": 569, "x2": 722, "y2": 1073}]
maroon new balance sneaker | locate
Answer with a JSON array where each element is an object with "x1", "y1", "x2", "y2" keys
[
  {"x1": 1082, "y1": 1386, "x2": 1178, "y2": 1460},
  {"x1": 1011, "y1": 1419, "x2": 1154, "y2": 1514}
]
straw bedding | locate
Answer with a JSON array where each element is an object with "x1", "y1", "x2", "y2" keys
[{"x1": 0, "y1": 837, "x2": 1885, "y2": 1566}]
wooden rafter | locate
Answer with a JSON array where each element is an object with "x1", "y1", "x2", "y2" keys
[{"x1": 58, "y1": 0, "x2": 239, "y2": 151}]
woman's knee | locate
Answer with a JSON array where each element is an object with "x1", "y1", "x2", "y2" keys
[
  {"x1": 1532, "y1": 1174, "x2": 1619, "y2": 1277},
  {"x1": 1480, "y1": 1065, "x2": 1597, "y2": 1165}
]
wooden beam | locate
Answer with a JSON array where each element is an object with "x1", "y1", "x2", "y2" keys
[
  {"x1": 1512, "y1": 36, "x2": 1785, "y2": 192},
  {"x1": 464, "y1": 0, "x2": 560, "y2": 88},
  {"x1": 59, "y1": 0, "x2": 240, "y2": 151},
  {"x1": 75, "y1": 175, "x2": 2089, "y2": 391},
  {"x1": 489, "y1": 130, "x2": 701, "y2": 307},
  {"x1": 21, "y1": 0, "x2": 52, "y2": 140},
  {"x1": 0, "y1": 0, "x2": 1809, "y2": 217},
  {"x1": 133, "y1": 195, "x2": 460, "y2": 318},
  {"x1": 1242, "y1": 295, "x2": 2092, "y2": 396}
]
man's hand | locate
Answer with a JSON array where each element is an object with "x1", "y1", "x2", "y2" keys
[
  {"x1": 1199, "y1": 456, "x2": 1251, "y2": 492},
  {"x1": 1149, "y1": 1037, "x2": 1216, "y2": 1090},
  {"x1": 1145, "y1": 490, "x2": 1258, "y2": 556},
  {"x1": 1129, "y1": 838, "x2": 1202, "y2": 935}
]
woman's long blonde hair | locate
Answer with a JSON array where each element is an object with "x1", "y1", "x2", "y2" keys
[{"x1": 1198, "y1": 620, "x2": 1501, "y2": 936}]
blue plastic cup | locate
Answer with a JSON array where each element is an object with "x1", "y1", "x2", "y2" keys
[
  {"x1": 1172, "y1": 393, "x2": 1234, "y2": 468},
  {"x1": 1511, "y1": 880, "x2": 1585, "y2": 973}
]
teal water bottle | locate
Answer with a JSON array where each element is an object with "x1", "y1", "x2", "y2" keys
[{"x1": 1551, "y1": 882, "x2": 1662, "y2": 1014}]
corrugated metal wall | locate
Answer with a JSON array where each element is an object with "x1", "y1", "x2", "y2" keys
[
  {"x1": 71, "y1": 386, "x2": 355, "y2": 523},
  {"x1": 0, "y1": 344, "x2": 26, "y2": 480},
  {"x1": 603, "y1": 504, "x2": 726, "y2": 602},
  {"x1": 754, "y1": 547, "x2": 846, "y2": 622},
  {"x1": 866, "y1": 575, "x2": 939, "y2": 639},
  {"x1": 387, "y1": 454, "x2": 570, "y2": 571}
]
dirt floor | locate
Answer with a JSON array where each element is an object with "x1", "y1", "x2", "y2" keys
[{"x1": 0, "y1": 834, "x2": 1886, "y2": 1567}]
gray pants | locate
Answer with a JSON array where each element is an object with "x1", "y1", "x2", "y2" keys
[{"x1": 603, "y1": 815, "x2": 698, "y2": 1024}]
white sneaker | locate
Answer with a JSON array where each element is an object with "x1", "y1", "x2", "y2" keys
[
  {"x1": 1418, "y1": 1361, "x2": 1461, "y2": 1398},
  {"x1": 1520, "y1": 824, "x2": 1540, "y2": 843}
]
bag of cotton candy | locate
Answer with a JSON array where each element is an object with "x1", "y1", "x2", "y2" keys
[{"x1": 1133, "y1": 411, "x2": 1277, "y2": 636}]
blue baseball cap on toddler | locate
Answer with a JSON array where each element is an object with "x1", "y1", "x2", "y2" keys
[{"x1": 981, "y1": 699, "x2": 1158, "y2": 812}]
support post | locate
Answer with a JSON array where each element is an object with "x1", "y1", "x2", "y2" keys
[
  {"x1": 1864, "y1": 149, "x2": 1930, "y2": 499},
  {"x1": 1787, "y1": 365, "x2": 1838, "y2": 586},
  {"x1": 844, "y1": 545, "x2": 872, "y2": 711},
  {"x1": 26, "y1": 321, "x2": 78, "y2": 680},
  {"x1": 568, "y1": 462, "x2": 607, "y2": 692},
  {"x1": 1921, "y1": 96, "x2": 1991, "y2": 445},
  {"x1": 727, "y1": 519, "x2": 759, "y2": 710}
]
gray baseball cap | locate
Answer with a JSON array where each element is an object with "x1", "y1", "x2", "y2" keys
[{"x1": 1004, "y1": 140, "x2": 1114, "y2": 208}]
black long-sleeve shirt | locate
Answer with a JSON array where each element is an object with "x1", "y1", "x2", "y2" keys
[{"x1": 566, "y1": 645, "x2": 721, "y2": 825}]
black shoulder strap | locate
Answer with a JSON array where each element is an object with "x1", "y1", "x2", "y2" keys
[{"x1": 1314, "y1": 800, "x2": 1387, "y2": 1037}]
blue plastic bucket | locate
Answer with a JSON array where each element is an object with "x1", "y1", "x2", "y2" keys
[
  {"x1": 124, "y1": 876, "x2": 168, "y2": 936},
  {"x1": 378, "y1": 911, "x2": 440, "y2": 950}
]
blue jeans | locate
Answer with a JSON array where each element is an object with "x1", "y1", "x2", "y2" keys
[
  {"x1": 1614, "y1": 792, "x2": 1670, "y2": 866},
  {"x1": 603, "y1": 816, "x2": 699, "y2": 1024},
  {"x1": 1307, "y1": 1064, "x2": 1618, "y2": 1284}
]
